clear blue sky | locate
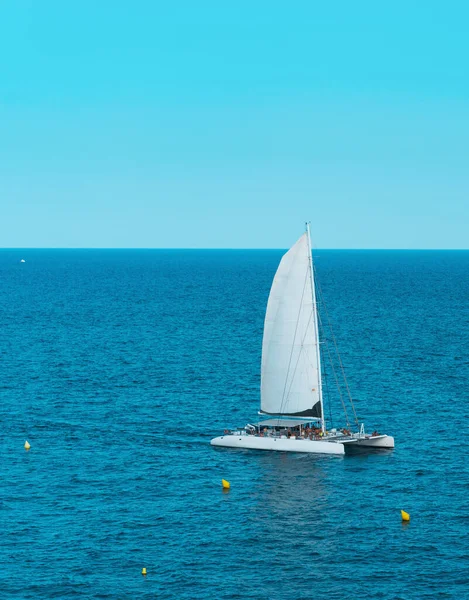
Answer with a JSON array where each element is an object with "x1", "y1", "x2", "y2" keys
[{"x1": 1, "y1": 1, "x2": 468, "y2": 248}]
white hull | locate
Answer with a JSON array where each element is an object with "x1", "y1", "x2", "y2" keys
[
  {"x1": 343, "y1": 435, "x2": 394, "y2": 449},
  {"x1": 211, "y1": 435, "x2": 345, "y2": 455}
]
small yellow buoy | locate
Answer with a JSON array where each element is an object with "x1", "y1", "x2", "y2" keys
[
  {"x1": 24, "y1": 440, "x2": 31, "y2": 451},
  {"x1": 222, "y1": 479, "x2": 230, "y2": 490},
  {"x1": 141, "y1": 567, "x2": 147, "y2": 576},
  {"x1": 401, "y1": 510, "x2": 410, "y2": 522}
]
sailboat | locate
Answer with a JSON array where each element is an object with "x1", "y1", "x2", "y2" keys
[{"x1": 211, "y1": 224, "x2": 394, "y2": 455}]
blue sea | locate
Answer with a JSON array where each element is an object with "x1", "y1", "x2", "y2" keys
[{"x1": 1, "y1": 249, "x2": 469, "y2": 599}]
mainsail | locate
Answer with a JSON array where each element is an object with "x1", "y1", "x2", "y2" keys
[{"x1": 260, "y1": 231, "x2": 322, "y2": 418}]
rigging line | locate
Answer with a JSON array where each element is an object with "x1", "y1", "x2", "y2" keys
[
  {"x1": 277, "y1": 263, "x2": 309, "y2": 416},
  {"x1": 317, "y1": 308, "x2": 333, "y2": 428},
  {"x1": 317, "y1": 308, "x2": 351, "y2": 427},
  {"x1": 323, "y1": 357, "x2": 333, "y2": 429},
  {"x1": 314, "y1": 265, "x2": 359, "y2": 428}
]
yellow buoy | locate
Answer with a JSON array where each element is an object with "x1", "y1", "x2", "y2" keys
[
  {"x1": 141, "y1": 567, "x2": 147, "y2": 576},
  {"x1": 24, "y1": 440, "x2": 31, "y2": 450},
  {"x1": 401, "y1": 510, "x2": 410, "y2": 522},
  {"x1": 222, "y1": 479, "x2": 230, "y2": 489}
]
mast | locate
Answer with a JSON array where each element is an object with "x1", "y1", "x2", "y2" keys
[{"x1": 305, "y1": 222, "x2": 325, "y2": 433}]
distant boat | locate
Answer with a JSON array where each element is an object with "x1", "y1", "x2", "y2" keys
[
  {"x1": 20, "y1": 259, "x2": 26, "y2": 263},
  {"x1": 211, "y1": 223, "x2": 394, "y2": 455}
]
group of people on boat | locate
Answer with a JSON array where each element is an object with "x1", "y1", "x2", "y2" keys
[
  {"x1": 240, "y1": 425, "x2": 327, "y2": 440},
  {"x1": 224, "y1": 424, "x2": 382, "y2": 440}
]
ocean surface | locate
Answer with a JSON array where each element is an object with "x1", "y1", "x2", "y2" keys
[{"x1": 1, "y1": 249, "x2": 469, "y2": 599}]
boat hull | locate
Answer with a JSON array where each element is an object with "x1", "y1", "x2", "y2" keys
[
  {"x1": 210, "y1": 435, "x2": 345, "y2": 455},
  {"x1": 343, "y1": 435, "x2": 395, "y2": 449}
]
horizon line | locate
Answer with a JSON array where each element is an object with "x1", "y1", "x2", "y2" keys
[{"x1": 1, "y1": 247, "x2": 469, "y2": 251}]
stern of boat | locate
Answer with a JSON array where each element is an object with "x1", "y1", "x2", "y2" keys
[{"x1": 343, "y1": 434, "x2": 394, "y2": 451}]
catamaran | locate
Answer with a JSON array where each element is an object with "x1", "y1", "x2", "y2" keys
[{"x1": 211, "y1": 224, "x2": 394, "y2": 455}]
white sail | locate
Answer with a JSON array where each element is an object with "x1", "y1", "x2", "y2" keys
[{"x1": 260, "y1": 232, "x2": 322, "y2": 418}]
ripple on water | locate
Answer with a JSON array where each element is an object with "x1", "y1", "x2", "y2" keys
[{"x1": 1, "y1": 249, "x2": 469, "y2": 599}]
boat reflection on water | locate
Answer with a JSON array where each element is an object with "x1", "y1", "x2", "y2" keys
[{"x1": 247, "y1": 452, "x2": 332, "y2": 524}]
